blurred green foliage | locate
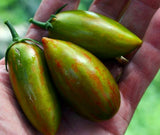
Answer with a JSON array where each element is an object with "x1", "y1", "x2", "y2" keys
[
  {"x1": 125, "y1": 70, "x2": 160, "y2": 135},
  {"x1": 0, "y1": 1, "x2": 160, "y2": 134},
  {"x1": 0, "y1": 0, "x2": 41, "y2": 25},
  {"x1": 78, "y1": 0, "x2": 93, "y2": 10},
  {"x1": 0, "y1": 0, "x2": 93, "y2": 25}
]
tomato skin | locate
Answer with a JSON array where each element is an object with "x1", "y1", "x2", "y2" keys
[
  {"x1": 48, "y1": 10, "x2": 142, "y2": 58},
  {"x1": 8, "y1": 42, "x2": 60, "y2": 135},
  {"x1": 42, "y1": 37, "x2": 120, "y2": 121}
]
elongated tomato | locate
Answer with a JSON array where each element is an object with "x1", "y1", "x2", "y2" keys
[
  {"x1": 30, "y1": 10, "x2": 142, "y2": 58},
  {"x1": 5, "y1": 21, "x2": 61, "y2": 135},
  {"x1": 7, "y1": 43, "x2": 60, "y2": 135},
  {"x1": 42, "y1": 37, "x2": 120, "y2": 121}
]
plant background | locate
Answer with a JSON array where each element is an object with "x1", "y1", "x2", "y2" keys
[{"x1": 0, "y1": 0, "x2": 160, "y2": 134}]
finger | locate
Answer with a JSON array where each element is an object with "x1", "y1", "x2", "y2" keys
[
  {"x1": 26, "y1": 0, "x2": 80, "y2": 41},
  {"x1": 89, "y1": 0, "x2": 130, "y2": 20},
  {"x1": 0, "y1": 58, "x2": 5, "y2": 65},
  {"x1": 33, "y1": 0, "x2": 80, "y2": 21},
  {"x1": 119, "y1": 8, "x2": 160, "y2": 110},
  {"x1": 119, "y1": 0, "x2": 160, "y2": 38}
]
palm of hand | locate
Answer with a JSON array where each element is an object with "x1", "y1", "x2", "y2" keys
[{"x1": 0, "y1": 0, "x2": 160, "y2": 135}]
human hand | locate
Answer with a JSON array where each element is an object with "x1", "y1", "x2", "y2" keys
[{"x1": 1, "y1": 0, "x2": 160, "y2": 135}]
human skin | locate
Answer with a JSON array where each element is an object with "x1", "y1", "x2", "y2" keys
[{"x1": 0, "y1": 0, "x2": 160, "y2": 135}]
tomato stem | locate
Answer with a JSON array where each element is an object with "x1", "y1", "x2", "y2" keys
[
  {"x1": 29, "y1": 4, "x2": 67, "y2": 30},
  {"x1": 4, "y1": 21, "x2": 20, "y2": 42},
  {"x1": 29, "y1": 14, "x2": 56, "y2": 30},
  {"x1": 55, "y1": 4, "x2": 68, "y2": 14},
  {"x1": 4, "y1": 21, "x2": 42, "y2": 71}
]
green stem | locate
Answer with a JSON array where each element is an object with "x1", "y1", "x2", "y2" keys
[
  {"x1": 29, "y1": 4, "x2": 67, "y2": 30},
  {"x1": 4, "y1": 21, "x2": 20, "y2": 42},
  {"x1": 29, "y1": 14, "x2": 56, "y2": 30},
  {"x1": 4, "y1": 21, "x2": 21, "y2": 71},
  {"x1": 4, "y1": 21, "x2": 42, "y2": 71},
  {"x1": 55, "y1": 4, "x2": 68, "y2": 14},
  {"x1": 29, "y1": 18, "x2": 49, "y2": 29}
]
